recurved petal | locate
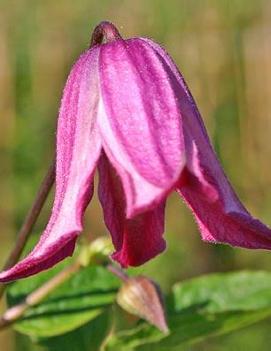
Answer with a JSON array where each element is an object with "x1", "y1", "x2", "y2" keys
[
  {"x1": 98, "y1": 154, "x2": 166, "y2": 267},
  {"x1": 177, "y1": 163, "x2": 271, "y2": 249},
  {"x1": 98, "y1": 38, "x2": 185, "y2": 217},
  {"x1": 0, "y1": 47, "x2": 102, "y2": 282}
]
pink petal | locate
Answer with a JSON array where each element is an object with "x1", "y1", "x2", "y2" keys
[
  {"x1": 144, "y1": 38, "x2": 271, "y2": 248},
  {"x1": 98, "y1": 38, "x2": 185, "y2": 217},
  {"x1": 98, "y1": 154, "x2": 166, "y2": 267},
  {"x1": 177, "y1": 164, "x2": 271, "y2": 249},
  {"x1": 0, "y1": 48, "x2": 102, "y2": 282}
]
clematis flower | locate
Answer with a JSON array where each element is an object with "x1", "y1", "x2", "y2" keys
[{"x1": 1, "y1": 21, "x2": 271, "y2": 282}]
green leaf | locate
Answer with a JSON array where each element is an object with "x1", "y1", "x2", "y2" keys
[
  {"x1": 172, "y1": 270, "x2": 271, "y2": 313},
  {"x1": 39, "y1": 310, "x2": 112, "y2": 351},
  {"x1": 7, "y1": 262, "x2": 120, "y2": 338},
  {"x1": 105, "y1": 271, "x2": 271, "y2": 350},
  {"x1": 137, "y1": 309, "x2": 271, "y2": 351}
]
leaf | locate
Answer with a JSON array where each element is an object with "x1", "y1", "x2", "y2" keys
[
  {"x1": 7, "y1": 261, "x2": 120, "y2": 338},
  {"x1": 172, "y1": 270, "x2": 271, "y2": 313},
  {"x1": 105, "y1": 271, "x2": 271, "y2": 350},
  {"x1": 39, "y1": 310, "x2": 112, "y2": 351},
  {"x1": 136, "y1": 309, "x2": 271, "y2": 351}
]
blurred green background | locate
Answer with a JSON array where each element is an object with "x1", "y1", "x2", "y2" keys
[{"x1": 1, "y1": 0, "x2": 271, "y2": 349}]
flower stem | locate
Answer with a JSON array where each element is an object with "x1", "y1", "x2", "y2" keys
[
  {"x1": 0, "y1": 161, "x2": 55, "y2": 299},
  {"x1": 0, "y1": 260, "x2": 80, "y2": 331},
  {"x1": 107, "y1": 263, "x2": 128, "y2": 282}
]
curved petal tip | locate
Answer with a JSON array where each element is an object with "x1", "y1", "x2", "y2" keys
[{"x1": 0, "y1": 237, "x2": 76, "y2": 282}]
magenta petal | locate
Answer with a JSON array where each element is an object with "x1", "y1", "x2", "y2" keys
[
  {"x1": 0, "y1": 48, "x2": 102, "y2": 282},
  {"x1": 98, "y1": 154, "x2": 166, "y2": 267},
  {"x1": 143, "y1": 32, "x2": 271, "y2": 249},
  {"x1": 177, "y1": 165, "x2": 271, "y2": 249},
  {"x1": 98, "y1": 38, "x2": 185, "y2": 217}
]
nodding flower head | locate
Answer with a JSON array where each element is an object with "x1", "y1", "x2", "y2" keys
[{"x1": 1, "y1": 21, "x2": 271, "y2": 282}]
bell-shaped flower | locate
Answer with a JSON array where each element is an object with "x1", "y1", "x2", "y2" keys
[{"x1": 1, "y1": 21, "x2": 271, "y2": 282}]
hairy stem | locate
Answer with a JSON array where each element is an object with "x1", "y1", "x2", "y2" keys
[{"x1": 0, "y1": 161, "x2": 55, "y2": 299}]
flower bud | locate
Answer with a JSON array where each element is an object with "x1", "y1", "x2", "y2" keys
[
  {"x1": 117, "y1": 276, "x2": 168, "y2": 333},
  {"x1": 78, "y1": 236, "x2": 113, "y2": 267}
]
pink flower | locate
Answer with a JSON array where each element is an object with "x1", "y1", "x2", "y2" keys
[{"x1": 1, "y1": 21, "x2": 271, "y2": 282}]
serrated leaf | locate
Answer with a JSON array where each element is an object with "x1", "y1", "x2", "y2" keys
[
  {"x1": 105, "y1": 271, "x2": 271, "y2": 350},
  {"x1": 7, "y1": 262, "x2": 120, "y2": 338}
]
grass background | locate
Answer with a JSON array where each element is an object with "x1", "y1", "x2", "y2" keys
[{"x1": 1, "y1": 0, "x2": 271, "y2": 349}]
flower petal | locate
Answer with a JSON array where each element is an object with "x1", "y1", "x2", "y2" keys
[
  {"x1": 98, "y1": 38, "x2": 185, "y2": 217},
  {"x1": 0, "y1": 48, "x2": 102, "y2": 282},
  {"x1": 145, "y1": 36, "x2": 271, "y2": 248},
  {"x1": 177, "y1": 163, "x2": 271, "y2": 249},
  {"x1": 98, "y1": 154, "x2": 166, "y2": 267}
]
